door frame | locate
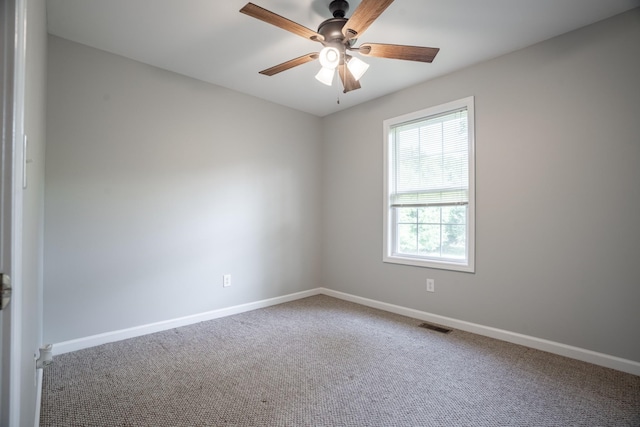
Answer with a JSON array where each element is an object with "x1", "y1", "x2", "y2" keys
[
  {"x1": 1, "y1": 0, "x2": 26, "y2": 424},
  {"x1": 0, "y1": 0, "x2": 16, "y2": 421}
]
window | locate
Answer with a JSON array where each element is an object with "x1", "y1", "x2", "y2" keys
[{"x1": 383, "y1": 97, "x2": 475, "y2": 272}]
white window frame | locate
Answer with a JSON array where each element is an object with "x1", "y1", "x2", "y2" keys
[{"x1": 383, "y1": 96, "x2": 475, "y2": 273}]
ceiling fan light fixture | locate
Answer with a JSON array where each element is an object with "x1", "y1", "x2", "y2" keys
[
  {"x1": 347, "y1": 56, "x2": 369, "y2": 81},
  {"x1": 315, "y1": 66, "x2": 335, "y2": 86},
  {"x1": 241, "y1": 1, "x2": 440, "y2": 94},
  {"x1": 318, "y1": 47, "x2": 340, "y2": 69}
]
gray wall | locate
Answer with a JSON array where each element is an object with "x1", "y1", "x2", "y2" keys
[
  {"x1": 45, "y1": 36, "x2": 322, "y2": 343},
  {"x1": 321, "y1": 9, "x2": 640, "y2": 362}
]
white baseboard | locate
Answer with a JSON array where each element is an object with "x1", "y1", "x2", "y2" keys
[
  {"x1": 52, "y1": 288, "x2": 322, "y2": 355},
  {"x1": 51, "y1": 287, "x2": 640, "y2": 376},
  {"x1": 321, "y1": 288, "x2": 640, "y2": 376}
]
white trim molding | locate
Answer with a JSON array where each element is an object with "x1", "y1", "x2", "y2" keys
[
  {"x1": 51, "y1": 287, "x2": 640, "y2": 376},
  {"x1": 52, "y1": 289, "x2": 322, "y2": 355},
  {"x1": 321, "y1": 288, "x2": 640, "y2": 376}
]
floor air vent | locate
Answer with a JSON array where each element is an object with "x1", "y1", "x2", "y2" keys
[{"x1": 418, "y1": 322, "x2": 452, "y2": 334}]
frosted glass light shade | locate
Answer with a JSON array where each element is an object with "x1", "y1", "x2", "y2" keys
[
  {"x1": 347, "y1": 56, "x2": 369, "y2": 81},
  {"x1": 315, "y1": 67, "x2": 335, "y2": 86},
  {"x1": 319, "y1": 47, "x2": 340, "y2": 69}
]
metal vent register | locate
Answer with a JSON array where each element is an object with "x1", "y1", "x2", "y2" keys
[{"x1": 418, "y1": 322, "x2": 452, "y2": 334}]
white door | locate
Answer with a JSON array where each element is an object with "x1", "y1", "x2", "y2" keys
[{"x1": 0, "y1": 0, "x2": 16, "y2": 423}]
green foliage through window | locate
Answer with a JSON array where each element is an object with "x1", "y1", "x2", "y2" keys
[{"x1": 396, "y1": 206, "x2": 466, "y2": 259}]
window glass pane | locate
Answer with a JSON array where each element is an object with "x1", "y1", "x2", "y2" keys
[
  {"x1": 395, "y1": 206, "x2": 468, "y2": 260},
  {"x1": 418, "y1": 224, "x2": 441, "y2": 256},
  {"x1": 397, "y1": 223, "x2": 418, "y2": 254},
  {"x1": 418, "y1": 207, "x2": 440, "y2": 224},
  {"x1": 442, "y1": 206, "x2": 466, "y2": 225},
  {"x1": 397, "y1": 207, "x2": 418, "y2": 224},
  {"x1": 442, "y1": 224, "x2": 466, "y2": 259}
]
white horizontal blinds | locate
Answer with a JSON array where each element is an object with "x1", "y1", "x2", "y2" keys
[{"x1": 391, "y1": 108, "x2": 469, "y2": 207}]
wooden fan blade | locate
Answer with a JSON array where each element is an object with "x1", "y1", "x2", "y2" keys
[
  {"x1": 358, "y1": 43, "x2": 440, "y2": 63},
  {"x1": 338, "y1": 64, "x2": 361, "y2": 93},
  {"x1": 259, "y1": 53, "x2": 319, "y2": 76},
  {"x1": 240, "y1": 3, "x2": 324, "y2": 42},
  {"x1": 342, "y1": 0, "x2": 394, "y2": 40}
]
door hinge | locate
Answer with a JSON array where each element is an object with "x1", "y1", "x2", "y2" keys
[{"x1": 1, "y1": 273, "x2": 11, "y2": 310}]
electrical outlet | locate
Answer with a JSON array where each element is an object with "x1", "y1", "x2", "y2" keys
[
  {"x1": 223, "y1": 274, "x2": 231, "y2": 287},
  {"x1": 426, "y1": 278, "x2": 435, "y2": 292}
]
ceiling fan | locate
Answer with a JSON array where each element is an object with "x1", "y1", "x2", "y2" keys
[{"x1": 240, "y1": 0, "x2": 440, "y2": 93}]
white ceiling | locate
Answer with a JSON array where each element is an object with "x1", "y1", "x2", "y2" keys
[{"x1": 46, "y1": 0, "x2": 639, "y2": 117}]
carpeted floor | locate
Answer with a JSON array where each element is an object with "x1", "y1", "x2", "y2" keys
[{"x1": 41, "y1": 295, "x2": 640, "y2": 426}]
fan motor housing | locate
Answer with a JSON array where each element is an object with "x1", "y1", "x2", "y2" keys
[{"x1": 318, "y1": 18, "x2": 347, "y2": 43}]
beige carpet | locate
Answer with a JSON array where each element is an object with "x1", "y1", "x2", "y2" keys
[{"x1": 41, "y1": 295, "x2": 640, "y2": 426}]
